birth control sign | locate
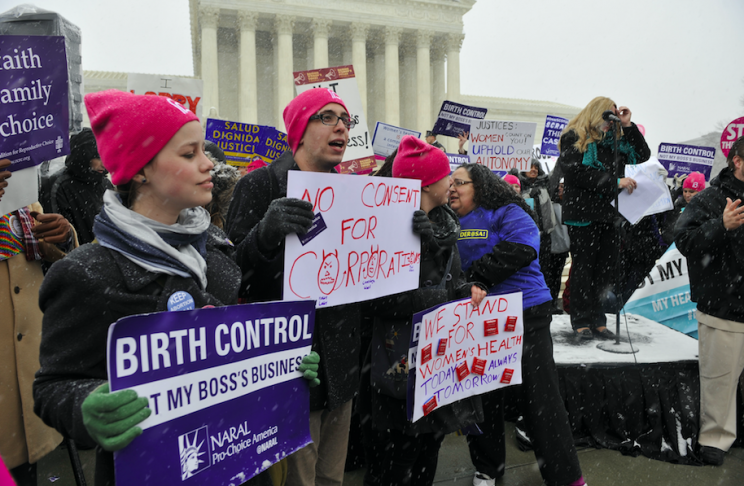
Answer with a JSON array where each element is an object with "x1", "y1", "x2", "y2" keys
[
  {"x1": 284, "y1": 171, "x2": 421, "y2": 308},
  {"x1": 407, "y1": 293, "x2": 524, "y2": 423},
  {"x1": 107, "y1": 301, "x2": 316, "y2": 486},
  {"x1": 657, "y1": 142, "x2": 716, "y2": 180},
  {"x1": 0, "y1": 35, "x2": 70, "y2": 172}
]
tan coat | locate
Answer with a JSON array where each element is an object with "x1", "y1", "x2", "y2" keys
[{"x1": 0, "y1": 202, "x2": 75, "y2": 468}]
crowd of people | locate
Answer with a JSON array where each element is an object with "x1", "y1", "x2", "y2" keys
[{"x1": 1, "y1": 87, "x2": 742, "y2": 486}]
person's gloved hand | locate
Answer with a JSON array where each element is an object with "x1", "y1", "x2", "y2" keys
[
  {"x1": 298, "y1": 351, "x2": 321, "y2": 388},
  {"x1": 674, "y1": 173, "x2": 688, "y2": 189},
  {"x1": 412, "y1": 210, "x2": 433, "y2": 242},
  {"x1": 30, "y1": 212, "x2": 71, "y2": 244},
  {"x1": 81, "y1": 383, "x2": 151, "y2": 452},
  {"x1": 257, "y1": 197, "x2": 314, "y2": 250},
  {"x1": 0, "y1": 159, "x2": 11, "y2": 201}
]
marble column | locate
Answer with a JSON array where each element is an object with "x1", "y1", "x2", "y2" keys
[
  {"x1": 384, "y1": 27, "x2": 402, "y2": 127},
  {"x1": 274, "y1": 14, "x2": 296, "y2": 131},
  {"x1": 199, "y1": 5, "x2": 220, "y2": 118},
  {"x1": 238, "y1": 10, "x2": 258, "y2": 124},
  {"x1": 311, "y1": 18, "x2": 331, "y2": 69},
  {"x1": 399, "y1": 40, "x2": 416, "y2": 130},
  {"x1": 369, "y1": 31, "x2": 385, "y2": 127},
  {"x1": 350, "y1": 23, "x2": 369, "y2": 117},
  {"x1": 446, "y1": 33, "x2": 465, "y2": 152},
  {"x1": 431, "y1": 41, "x2": 446, "y2": 127},
  {"x1": 416, "y1": 30, "x2": 433, "y2": 136}
]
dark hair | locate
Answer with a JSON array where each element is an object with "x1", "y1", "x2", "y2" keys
[
  {"x1": 115, "y1": 179, "x2": 144, "y2": 209},
  {"x1": 727, "y1": 136, "x2": 744, "y2": 170},
  {"x1": 458, "y1": 163, "x2": 536, "y2": 220},
  {"x1": 373, "y1": 148, "x2": 397, "y2": 178}
]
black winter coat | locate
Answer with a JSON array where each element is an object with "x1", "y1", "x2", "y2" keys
[
  {"x1": 225, "y1": 151, "x2": 361, "y2": 411},
  {"x1": 33, "y1": 226, "x2": 244, "y2": 485},
  {"x1": 675, "y1": 167, "x2": 744, "y2": 324},
  {"x1": 558, "y1": 123, "x2": 650, "y2": 223},
  {"x1": 360, "y1": 206, "x2": 485, "y2": 435}
]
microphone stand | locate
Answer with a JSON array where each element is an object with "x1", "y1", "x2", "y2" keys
[{"x1": 597, "y1": 118, "x2": 638, "y2": 354}]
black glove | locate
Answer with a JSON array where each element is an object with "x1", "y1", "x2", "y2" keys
[
  {"x1": 257, "y1": 197, "x2": 314, "y2": 250},
  {"x1": 412, "y1": 210, "x2": 433, "y2": 242}
]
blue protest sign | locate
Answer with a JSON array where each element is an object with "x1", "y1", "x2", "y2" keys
[
  {"x1": 432, "y1": 101, "x2": 487, "y2": 139},
  {"x1": 107, "y1": 301, "x2": 316, "y2": 485},
  {"x1": 540, "y1": 115, "x2": 568, "y2": 157},
  {"x1": 447, "y1": 153, "x2": 469, "y2": 172},
  {"x1": 657, "y1": 143, "x2": 715, "y2": 180},
  {"x1": 371, "y1": 122, "x2": 421, "y2": 157},
  {"x1": 0, "y1": 35, "x2": 70, "y2": 172},
  {"x1": 205, "y1": 118, "x2": 289, "y2": 165}
]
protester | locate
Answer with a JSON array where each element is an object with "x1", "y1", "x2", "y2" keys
[
  {"x1": 1, "y1": 158, "x2": 75, "y2": 486},
  {"x1": 225, "y1": 88, "x2": 361, "y2": 486},
  {"x1": 557, "y1": 96, "x2": 650, "y2": 340},
  {"x1": 359, "y1": 136, "x2": 486, "y2": 486},
  {"x1": 33, "y1": 91, "x2": 317, "y2": 486},
  {"x1": 450, "y1": 163, "x2": 585, "y2": 486},
  {"x1": 503, "y1": 174, "x2": 521, "y2": 194},
  {"x1": 457, "y1": 130, "x2": 469, "y2": 155},
  {"x1": 544, "y1": 179, "x2": 570, "y2": 309},
  {"x1": 203, "y1": 140, "x2": 240, "y2": 230},
  {"x1": 425, "y1": 130, "x2": 446, "y2": 151},
  {"x1": 41, "y1": 128, "x2": 113, "y2": 245},
  {"x1": 674, "y1": 136, "x2": 744, "y2": 466},
  {"x1": 662, "y1": 172, "x2": 705, "y2": 245}
]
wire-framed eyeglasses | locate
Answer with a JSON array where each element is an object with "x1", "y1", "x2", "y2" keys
[
  {"x1": 309, "y1": 113, "x2": 356, "y2": 130},
  {"x1": 452, "y1": 179, "x2": 473, "y2": 187}
]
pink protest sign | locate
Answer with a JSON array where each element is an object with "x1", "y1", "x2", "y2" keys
[{"x1": 720, "y1": 117, "x2": 744, "y2": 157}]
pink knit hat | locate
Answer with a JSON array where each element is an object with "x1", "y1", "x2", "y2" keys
[
  {"x1": 503, "y1": 174, "x2": 521, "y2": 186},
  {"x1": 683, "y1": 172, "x2": 706, "y2": 191},
  {"x1": 85, "y1": 90, "x2": 199, "y2": 185},
  {"x1": 283, "y1": 88, "x2": 349, "y2": 155},
  {"x1": 392, "y1": 135, "x2": 451, "y2": 187}
]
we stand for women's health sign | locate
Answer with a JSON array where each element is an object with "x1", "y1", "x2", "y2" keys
[
  {"x1": 0, "y1": 35, "x2": 70, "y2": 171},
  {"x1": 407, "y1": 293, "x2": 524, "y2": 423},
  {"x1": 107, "y1": 301, "x2": 316, "y2": 485}
]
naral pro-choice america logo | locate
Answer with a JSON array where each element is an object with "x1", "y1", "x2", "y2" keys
[{"x1": 179, "y1": 426, "x2": 211, "y2": 480}]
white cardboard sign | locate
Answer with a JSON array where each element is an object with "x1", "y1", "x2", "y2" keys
[
  {"x1": 127, "y1": 73, "x2": 204, "y2": 117},
  {"x1": 409, "y1": 293, "x2": 524, "y2": 423},
  {"x1": 469, "y1": 120, "x2": 536, "y2": 172},
  {"x1": 284, "y1": 171, "x2": 421, "y2": 308}
]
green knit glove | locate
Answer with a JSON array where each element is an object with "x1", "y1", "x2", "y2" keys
[
  {"x1": 298, "y1": 352, "x2": 321, "y2": 388},
  {"x1": 81, "y1": 383, "x2": 152, "y2": 452}
]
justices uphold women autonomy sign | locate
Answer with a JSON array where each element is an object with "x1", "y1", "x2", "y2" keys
[{"x1": 107, "y1": 301, "x2": 316, "y2": 485}]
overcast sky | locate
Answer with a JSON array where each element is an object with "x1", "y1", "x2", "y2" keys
[{"x1": 4, "y1": 0, "x2": 743, "y2": 155}]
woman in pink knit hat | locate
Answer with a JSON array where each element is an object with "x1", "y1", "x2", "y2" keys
[
  {"x1": 360, "y1": 135, "x2": 487, "y2": 486},
  {"x1": 662, "y1": 171, "x2": 706, "y2": 245},
  {"x1": 33, "y1": 90, "x2": 315, "y2": 486}
]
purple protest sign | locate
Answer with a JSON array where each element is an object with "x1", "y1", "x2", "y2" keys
[
  {"x1": 540, "y1": 115, "x2": 568, "y2": 157},
  {"x1": 205, "y1": 118, "x2": 289, "y2": 166},
  {"x1": 0, "y1": 35, "x2": 69, "y2": 172},
  {"x1": 432, "y1": 100, "x2": 487, "y2": 139},
  {"x1": 657, "y1": 143, "x2": 716, "y2": 180},
  {"x1": 107, "y1": 301, "x2": 316, "y2": 486}
]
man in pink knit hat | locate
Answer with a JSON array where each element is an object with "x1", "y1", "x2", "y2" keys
[{"x1": 225, "y1": 88, "x2": 360, "y2": 486}]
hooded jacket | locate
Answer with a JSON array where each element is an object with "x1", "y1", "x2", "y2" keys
[
  {"x1": 675, "y1": 167, "x2": 744, "y2": 323},
  {"x1": 48, "y1": 129, "x2": 113, "y2": 244}
]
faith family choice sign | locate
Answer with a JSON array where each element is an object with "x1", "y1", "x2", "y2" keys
[
  {"x1": 107, "y1": 301, "x2": 316, "y2": 486},
  {"x1": 0, "y1": 35, "x2": 70, "y2": 171}
]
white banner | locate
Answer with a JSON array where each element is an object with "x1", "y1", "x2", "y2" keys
[
  {"x1": 469, "y1": 120, "x2": 536, "y2": 173},
  {"x1": 127, "y1": 73, "x2": 204, "y2": 117},
  {"x1": 284, "y1": 171, "x2": 421, "y2": 308}
]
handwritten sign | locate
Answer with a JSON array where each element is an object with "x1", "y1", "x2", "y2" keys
[
  {"x1": 107, "y1": 301, "x2": 315, "y2": 486},
  {"x1": 284, "y1": 171, "x2": 421, "y2": 308},
  {"x1": 127, "y1": 73, "x2": 203, "y2": 116},
  {"x1": 204, "y1": 118, "x2": 289, "y2": 167},
  {"x1": 0, "y1": 35, "x2": 69, "y2": 173},
  {"x1": 406, "y1": 293, "x2": 524, "y2": 423},
  {"x1": 294, "y1": 65, "x2": 374, "y2": 173},
  {"x1": 540, "y1": 115, "x2": 568, "y2": 158},
  {"x1": 432, "y1": 100, "x2": 487, "y2": 139},
  {"x1": 657, "y1": 143, "x2": 715, "y2": 180},
  {"x1": 372, "y1": 122, "x2": 421, "y2": 158},
  {"x1": 721, "y1": 116, "x2": 744, "y2": 158},
  {"x1": 469, "y1": 120, "x2": 536, "y2": 173}
]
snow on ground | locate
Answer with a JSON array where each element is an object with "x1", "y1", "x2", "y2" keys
[{"x1": 550, "y1": 313, "x2": 699, "y2": 365}]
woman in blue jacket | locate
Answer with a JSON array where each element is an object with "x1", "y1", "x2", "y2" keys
[{"x1": 450, "y1": 163, "x2": 585, "y2": 486}]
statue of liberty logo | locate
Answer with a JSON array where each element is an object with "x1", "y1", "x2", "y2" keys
[{"x1": 179, "y1": 426, "x2": 210, "y2": 480}]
